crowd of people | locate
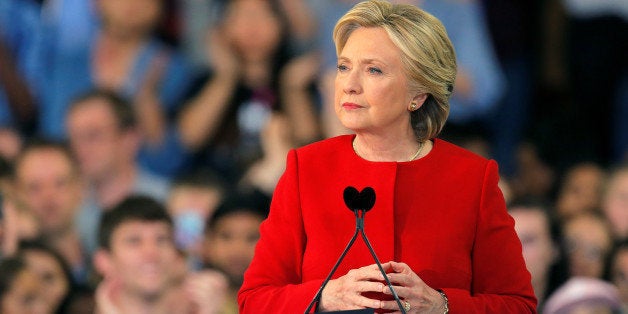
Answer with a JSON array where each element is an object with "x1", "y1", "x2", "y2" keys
[{"x1": 0, "y1": 0, "x2": 626, "y2": 313}]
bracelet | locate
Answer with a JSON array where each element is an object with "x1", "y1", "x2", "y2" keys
[{"x1": 437, "y1": 290, "x2": 449, "y2": 314}]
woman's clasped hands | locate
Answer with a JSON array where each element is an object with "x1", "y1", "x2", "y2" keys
[{"x1": 320, "y1": 261, "x2": 446, "y2": 313}]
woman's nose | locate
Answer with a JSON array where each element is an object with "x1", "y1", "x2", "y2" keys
[{"x1": 342, "y1": 70, "x2": 362, "y2": 94}]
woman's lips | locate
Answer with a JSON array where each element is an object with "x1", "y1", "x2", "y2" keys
[{"x1": 342, "y1": 102, "x2": 362, "y2": 109}]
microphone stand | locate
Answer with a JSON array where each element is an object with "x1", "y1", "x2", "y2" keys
[{"x1": 304, "y1": 208, "x2": 406, "y2": 314}]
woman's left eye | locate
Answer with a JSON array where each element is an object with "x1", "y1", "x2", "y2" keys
[{"x1": 368, "y1": 67, "x2": 383, "y2": 74}]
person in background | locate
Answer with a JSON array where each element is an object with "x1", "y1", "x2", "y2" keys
[
  {"x1": 66, "y1": 90, "x2": 170, "y2": 255},
  {"x1": 0, "y1": 256, "x2": 49, "y2": 314},
  {"x1": 509, "y1": 202, "x2": 565, "y2": 308},
  {"x1": 202, "y1": 191, "x2": 269, "y2": 314},
  {"x1": 167, "y1": 169, "x2": 226, "y2": 269},
  {"x1": 607, "y1": 240, "x2": 628, "y2": 313},
  {"x1": 38, "y1": 0, "x2": 194, "y2": 177},
  {"x1": 238, "y1": 1, "x2": 535, "y2": 312},
  {"x1": 11, "y1": 139, "x2": 90, "y2": 284},
  {"x1": 602, "y1": 164, "x2": 628, "y2": 242},
  {"x1": 93, "y1": 195, "x2": 228, "y2": 314},
  {"x1": 0, "y1": 0, "x2": 40, "y2": 134},
  {"x1": 555, "y1": 162, "x2": 607, "y2": 220},
  {"x1": 17, "y1": 240, "x2": 76, "y2": 314},
  {"x1": 177, "y1": 0, "x2": 320, "y2": 186},
  {"x1": 542, "y1": 277, "x2": 622, "y2": 314},
  {"x1": 562, "y1": 212, "x2": 614, "y2": 279}
]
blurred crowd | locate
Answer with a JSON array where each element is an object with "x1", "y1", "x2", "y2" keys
[{"x1": 0, "y1": 0, "x2": 626, "y2": 313}]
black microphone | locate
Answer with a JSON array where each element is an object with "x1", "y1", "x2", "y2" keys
[{"x1": 304, "y1": 186, "x2": 406, "y2": 314}]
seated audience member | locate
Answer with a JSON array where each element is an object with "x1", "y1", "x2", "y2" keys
[
  {"x1": 602, "y1": 164, "x2": 628, "y2": 242},
  {"x1": 17, "y1": 240, "x2": 76, "y2": 313},
  {"x1": 93, "y1": 195, "x2": 228, "y2": 314},
  {"x1": 0, "y1": 256, "x2": 49, "y2": 314},
  {"x1": 562, "y1": 212, "x2": 614, "y2": 278},
  {"x1": 608, "y1": 240, "x2": 628, "y2": 313},
  {"x1": 555, "y1": 162, "x2": 607, "y2": 220},
  {"x1": 12, "y1": 139, "x2": 90, "y2": 284},
  {"x1": 66, "y1": 90, "x2": 170, "y2": 255},
  {"x1": 509, "y1": 202, "x2": 563, "y2": 307},
  {"x1": 543, "y1": 277, "x2": 622, "y2": 314},
  {"x1": 202, "y1": 192, "x2": 269, "y2": 314},
  {"x1": 167, "y1": 169, "x2": 226, "y2": 269}
]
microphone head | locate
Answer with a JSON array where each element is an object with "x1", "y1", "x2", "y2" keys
[{"x1": 343, "y1": 186, "x2": 376, "y2": 212}]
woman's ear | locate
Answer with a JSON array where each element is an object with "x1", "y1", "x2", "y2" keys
[
  {"x1": 413, "y1": 93, "x2": 428, "y2": 107},
  {"x1": 408, "y1": 93, "x2": 428, "y2": 111}
]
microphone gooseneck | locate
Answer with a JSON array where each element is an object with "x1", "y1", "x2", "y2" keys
[{"x1": 303, "y1": 187, "x2": 406, "y2": 314}]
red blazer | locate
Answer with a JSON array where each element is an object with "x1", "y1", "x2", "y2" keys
[{"x1": 239, "y1": 135, "x2": 536, "y2": 313}]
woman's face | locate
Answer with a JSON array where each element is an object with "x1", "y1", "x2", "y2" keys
[
  {"x1": 224, "y1": 0, "x2": 282, "y2": 62},
  {"x1": 1, "y1": 269, "x2": 48, "y2": 314},
  {"x1": 334, "y1": 27, "x2": 418, "y2": 137},
  {"x1": 98, "y1": 0, "x2": 162, "y2": 36},
  {"x1": 22, "y1": 250, "x2": 69, "y2": 312}
]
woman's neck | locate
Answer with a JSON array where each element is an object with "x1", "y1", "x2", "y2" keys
[{"x1": 353, "y1": 133, "x2": 430, "y2": 162}]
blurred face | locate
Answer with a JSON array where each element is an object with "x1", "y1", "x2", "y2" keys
[
  {"x1": 511, "y1": 209, "x2": 557, "y2": 287},
  {"x1": 15, "y1": 149, "x2": 81, "y2": 235},
  {"x1": 1, "y1": 269, "x2": 48, "y2": 314},
  {"x1": 103, "y1": 221, "x2": 178, "y2": 298},
  {"x1": 98, "y1": 0, "x2": 162, "y2": 37},
  {"x1": 335, "y1": 27, "x2": 419, "y2": 137},
  {"x1": 22, "y1": 250, "x2": 69, "y2": 312},
  {"x1": 556, "y1": 165, "x2": 605, "y2": 219},
  {"x1": 67, "y1": 99, "x2": 129, "y2": 181},
  {"x1": 205, "y1": 212, "x2": 262, "y2": 286},
  {"x1": 564, "y1": 215, "x2": 612, "y2": 278},
  {"x1": 602, "y1": 171, "x2": 628, "y2": 240},
  {"x1": 224, "y1": 0, "x2": 282, "y2": 62},
  {"x1": 611, "y1": 249, "x2": 628, "y2": 306}
]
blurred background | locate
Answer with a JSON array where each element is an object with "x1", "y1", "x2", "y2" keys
[{"x1": 0, "y1": 0, "x2": 626, "y2": 313}]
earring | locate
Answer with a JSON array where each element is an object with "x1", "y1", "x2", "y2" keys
[{"x1": 409, "y1": 103, "x2": 418, "y2": 111}]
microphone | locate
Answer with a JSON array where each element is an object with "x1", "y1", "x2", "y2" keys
[{"x1": 303, "y1": 186, "x2": 406, "y2": 314}]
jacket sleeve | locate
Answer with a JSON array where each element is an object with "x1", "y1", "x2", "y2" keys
[
  {"x1": 442, "y1": 160, "x2": 537, "y2": 313},
  {"x1": 238, "y1": 149, "x2": 323, "y2": 313}
]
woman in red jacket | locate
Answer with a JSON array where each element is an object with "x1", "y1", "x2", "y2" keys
[{"x1": 238, "y1": 1, "x2": 536, "y2": 313}]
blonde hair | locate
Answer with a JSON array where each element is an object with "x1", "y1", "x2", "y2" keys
[{"x1": 333, "y1": 0, "x2": 456, "y2": 141}]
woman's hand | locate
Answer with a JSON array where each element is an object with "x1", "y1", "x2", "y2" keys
[
  {"x1": 380, "y1": 261, "x2": 446, "y2": 314},
  {"x1": 319, "y1": 264, "x2": 387, "y2": 311}
]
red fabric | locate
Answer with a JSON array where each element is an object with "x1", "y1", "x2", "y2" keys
[{"x1": 238, "y1": 135, "x2": 537, "y2": 313}]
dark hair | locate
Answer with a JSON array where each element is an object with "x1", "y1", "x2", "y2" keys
[
  {"x1": 13, "y1": 137, "x2": 79, "y2": 181},
  {"x1": 69, "y1": 89, "x2": 137, "y2": 131},
  {"x1": 0, "y1": 256, "x2": 28, "y2": 299},
  {"x1": 206, "y1": 190, "x2": 269, "y2": 232},
  {"x1": 98, "y1": 195, "x2": 173, "y2": 250},
  {"x1": 17, "y1": 239, "x2": 74, "y2": 313},
  {"x1": 172, "y1": 168, "x2": 226, "y2": 194}
]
